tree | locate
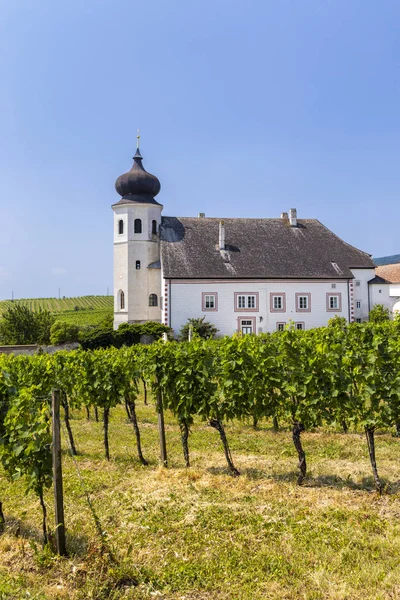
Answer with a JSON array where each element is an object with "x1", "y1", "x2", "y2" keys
[
  {"x1": 0, "y1": 305, "x2": 54, "y2": 345},
  {"x1": 179, "y1": 317, "x2": 218, "y2": 341},
  {"x1": 369, "y1": 304, "x2": 391, "y2": 323}
]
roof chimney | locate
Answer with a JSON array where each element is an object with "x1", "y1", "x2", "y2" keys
[
  {"x1": 198, "y1": 212, "x2": 205, "y2": 218},
  {"x1": 281, "y1": 212, "x2": 289, "y2": 221},
  {"x1": 289, "y1": 208, "x2": 297, "y2": 227},
  {"x1": 219, "y1": 220, "x2": 225, "y2": 250}
]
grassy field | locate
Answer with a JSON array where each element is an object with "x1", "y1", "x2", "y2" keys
[
  {"x1": 1, "y1": 396, "x2": 400, "y2": 599},
  {"x1": 0, "y1": 296, "x2": 113, "y2": 327}
]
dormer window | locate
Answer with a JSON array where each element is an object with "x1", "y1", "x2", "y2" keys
[
  {"x1": 118, "y1": 219, "x2": 124, "y2": 235},
  {"x1": 152, "y1": 220, "x2": 157, "y2": 235},
  {"x1": 134, "y1": 219, "x2": 142, "y2": 234}
]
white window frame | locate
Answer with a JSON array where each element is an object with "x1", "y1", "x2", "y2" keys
[
  {"x1": 270, "y1": 293, "x2": 286, "y2": 313},
  {"x1": 327, "y1": 293, "x2": 341, "y2": 311},
  {"x1": 234, "y1": 293, "x2": 259, "y2": 312},
  {"x1": 237, "y1": 317, "x2": 256, "y2": 334},
  {"x1": 295, "y1": 322, "x2": 305, "y2": 330},
  {"x1": 202, "y1": 292, "x2": 218, "y2": 311},
  {"x1": 296, "y1": 293, "x2": 311, "y2": 313}
]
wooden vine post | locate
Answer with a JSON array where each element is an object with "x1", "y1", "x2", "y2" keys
[
  {"x1": 52, "y1": 390, "x2": 66, "y2": 556},
  {"x1": 157, "y1": 388, "x2": 168, "y2": 467}
]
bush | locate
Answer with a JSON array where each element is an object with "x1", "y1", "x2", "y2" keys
[
  {"x1": 114, "y1": 322, "x2": 172, "y2": 348},
  {"x1": 50, "y1": 321, "x2": 81, "y2": 345},
  {"x1": 79, "y1": 325, "x2": 114, "y2": 350},
  {"x1": 179, "y1": 317, "x2": 218, "y2": 341},
  {"x1": 0, "y1": 305, "x2": 55, "y2": 345},
  {"x1": 79, "y1": 321, "x2": 172, "y2": 350}
]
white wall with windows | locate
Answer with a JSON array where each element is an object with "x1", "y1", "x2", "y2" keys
[
  {"x1": 167, "y1": 279, "x2": 351, "y2": 337},
  {"x1": 350, "y1": 268, "x2": 375, "y2": 322}
]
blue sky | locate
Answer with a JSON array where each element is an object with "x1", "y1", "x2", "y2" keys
[{"x1": 0, "y1": 0, "x2": 399, "y2": 299}]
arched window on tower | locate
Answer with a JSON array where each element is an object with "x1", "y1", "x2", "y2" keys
[
  {"x1": 149, "y1": 294, "x2": 158, "y2": 307},
  {"x1": 119, "y1": 290, "x2": 125, "y2": 310},
  {"x1": 152, "y1": 220, "x2": 157, "y2": 235},
  {"x1": 118, "y1": 219, "x2": 124, "y2": 235},
  {"x1": 134, "y1": 219, "x2": 142, "y2": 234}
]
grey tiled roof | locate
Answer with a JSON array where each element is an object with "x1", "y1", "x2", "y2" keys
[{"x1": 160, "y1": 217, "x2": 374, "y2": 279}]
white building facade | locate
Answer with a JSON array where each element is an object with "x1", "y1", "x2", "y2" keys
[{"x1": 112, "y1": 146, "x2": 392, "y2": 335}]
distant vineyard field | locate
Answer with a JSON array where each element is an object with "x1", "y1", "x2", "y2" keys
[{"x1": 0, "y1": 295, "x2": 113, "y2": 327}]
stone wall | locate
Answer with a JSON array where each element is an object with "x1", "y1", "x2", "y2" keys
[{"x1": 0, "y1": 342, "x2": 79, "y2": 356}]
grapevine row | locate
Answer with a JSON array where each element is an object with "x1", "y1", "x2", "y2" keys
[{"x1": 1, "y1": 318, "x2": 400, "y2": 541}]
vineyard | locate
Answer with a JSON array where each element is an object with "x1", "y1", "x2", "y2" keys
[
  {"x1": 0, "y1": 296, "x2": 113, "y2": 327},
  {"x1": 1, "y1": 319, "x2": 400, "y2": 598}
]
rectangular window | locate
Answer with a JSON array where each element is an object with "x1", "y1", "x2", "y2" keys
[
  {"x1": 356, "y1": 318, "x2": 362, "y2": 323},
  {"x1": 270, "y1": 293, "x2": 286, "y2": 313},
  {"x1": 295, "y1": 322, "x2": 305, "y2": 330},
  {"x1": 299, "y1": 296, "x2": 308, "y2": 309},
  {"x1": 331, "y1": 283, "x2": 336, "y2": 289},
  {"x1": 355, "y1": 281, "x2": 361, "y2": 287},
  {"x1": 296, "y1": 293, "x2": 311, "y2": 312},
  {"x1": 327, "y1": 293, "x2": 342, "y2": 311},
  {"x1": 356, "y1": 300, "x2": 361, "y2": 309},
  {"x1": 135, "y1": 260, "x2": 141, "y2": 270},
  {"x1": 205, "y1": 295, "x2": 215, "y2": 309},
  {"x1": 277, "y1": 322, "x2": 285, "y2": 331},
  {"x1": 202, "y1": 292, "x2": 218, "y2": 311},
  {"x1": 234, "y1": 293, "x2": 259, "y2": 312}
]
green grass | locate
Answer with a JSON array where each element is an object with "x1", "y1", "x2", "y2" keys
[
  {"x1": 0, "y1": 296, "x2": 113, "y2": 328},
  {"x1": 1, "y1": 399, "x2": 400, "y2": 599}
]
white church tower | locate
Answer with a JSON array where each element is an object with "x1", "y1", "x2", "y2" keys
[{"x1": 112, "y1": 135, "x2": 163, "y2": 328}]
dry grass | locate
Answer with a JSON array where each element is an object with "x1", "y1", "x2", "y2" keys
[{"x1": 1, "y1": 398, "x2": 400, "y2": 599}]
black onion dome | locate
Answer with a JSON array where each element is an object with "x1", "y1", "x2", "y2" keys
[{"x1": 115, "y1": 149, "x2": 161, "y2": 198}]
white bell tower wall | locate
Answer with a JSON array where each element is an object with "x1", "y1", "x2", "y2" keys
[{"x1": 113, "y1": 201, "x2": 163, "y2": 328}]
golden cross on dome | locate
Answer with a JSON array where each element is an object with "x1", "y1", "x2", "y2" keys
[{"x1": 136, "y1": 129, "x2": 140, "y2": 149}]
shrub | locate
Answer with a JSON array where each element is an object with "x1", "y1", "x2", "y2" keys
[
  {"x1": 50, "y1": 321, "x2": 81, "y2": 345},
  {"x1": 79, "y1": 326, "x2": 114, "y2": 350},
  {"x1": 114, "y1": 322, "x2": 172, "y2": 348},
  {"x1": 179, "y1": 317, "x2": 218, "y2": 341}
]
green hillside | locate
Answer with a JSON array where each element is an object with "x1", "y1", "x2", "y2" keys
[{"x1": 0, "y1": 295, "x2": 113, "y2": 327}]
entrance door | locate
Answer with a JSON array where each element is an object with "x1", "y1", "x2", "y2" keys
[{"x1": 240, "y1": 320, "x2": 253, "y2": 335}]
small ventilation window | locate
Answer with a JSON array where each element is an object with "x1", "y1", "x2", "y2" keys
[
  {"x1": 136, "y1": 260, "x2": 141, "y2": 270},
  {"x1": 149, "y1": 294, "x2": 158, "y2": 307},
  {"x1": 118, "y1": 219, "x2": 124, "y2": 235},
  {"x1": 355, "y1": 281, "x2": 361, "y2": 287},
  {"x1": 134, "y1": 219, "x2": 142, "y2": 234},
  {"x1": 331, "y1": 283, "x2": 336, "y2": 289},
  {"x1": 152, "y1": 220, "x2": 157, "y2": 235}
]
